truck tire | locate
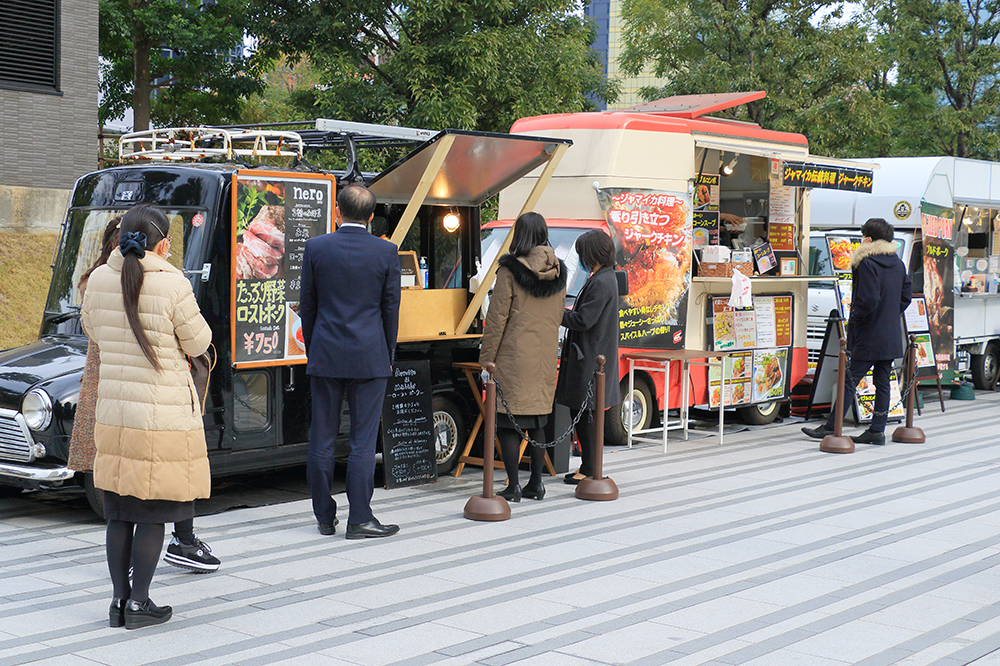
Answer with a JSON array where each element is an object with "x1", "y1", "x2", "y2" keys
[
  {"x1": 971, "y1": 343, "x2": 1000, "y2": 390},
  {"x1": 737, "y1": 401, "x2": 780, "y2": 425},
  {"x1": 432, "y1": 396, "x2": 466, "y2": 475},
  {"x1": 605, "y1": 377, "x2": 654, "y2": 446},
  {"x1": 83, "y1": 473, "x2": 106, "y2": 520}
]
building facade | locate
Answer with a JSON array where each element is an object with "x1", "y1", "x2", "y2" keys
[
  {"x1": 0, "y1": 0, "x2": 99, "y2": 232},
  {"x1": 586, "y1": 0, "x2": 668, "y2": 110}
]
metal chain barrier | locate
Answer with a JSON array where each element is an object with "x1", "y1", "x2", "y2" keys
[
  {"x1": 841, "y1": 342, "x2": 919, "y2": 419},
  {"x1": 493, "y1": 373, "x2": 596, "y2": 449}
]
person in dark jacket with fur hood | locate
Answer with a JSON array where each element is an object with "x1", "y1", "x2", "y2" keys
[
  {"x1": 803, "y1": 218, "x2": 912, "y2": 445},
  {"x1": 480, "y1": 212, "x2": 567, "y2": 502}
]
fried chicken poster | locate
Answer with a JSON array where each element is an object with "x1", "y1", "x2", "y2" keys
[
  {"x1": 597, "y1": 188, "x2": 693, "y2": 349},
  {"x1": 232, "y1": 170, "x2": 335, "y2": 367}
]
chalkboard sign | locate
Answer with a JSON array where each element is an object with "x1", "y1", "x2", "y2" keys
[{"x1": 381, "y1": 360, "x2": 438, "y2": 489}]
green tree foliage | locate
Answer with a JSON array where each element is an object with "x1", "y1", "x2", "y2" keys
[
  {"x1": 251, "y1": 0, "x2": 618, "y2": 133},
  {"x1": 100, "y1": 0, "x2": 265, "y2": 131},
  {"x1": 878, "y1": 0, "x2": 1000, "y2": 158},
  {"x1": 618, "y1": 0, "x2": 890, "y2": 156}
]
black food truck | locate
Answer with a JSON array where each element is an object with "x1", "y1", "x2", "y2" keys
[{"x1": 0, "y1": 120, "x2": 571, "y2": 515}]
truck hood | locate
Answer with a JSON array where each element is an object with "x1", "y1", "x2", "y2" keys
[{"x1": 0, "y1": 337, "x2": 88, "y2": 409}]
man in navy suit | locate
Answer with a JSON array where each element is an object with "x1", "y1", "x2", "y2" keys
[{"x1": 300, "y1": 184, "x2": 401, "y2": 538}]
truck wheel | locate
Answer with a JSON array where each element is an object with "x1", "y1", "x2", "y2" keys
[
  {"x1": 83, "y1": 473, "x2": 106, "y2": 520},
  {"x1": 971, "y1": 343, "x2": 999, "y2": 390},
  {"x1": 432, "y1": 396, "x2": 466, "y2": 475},
  {"x1": 737, "y1": 401, "x2": 780, "y2": 425},
  {"x1": 605, "y1": 377, "x2": 654, "y2": 446}
]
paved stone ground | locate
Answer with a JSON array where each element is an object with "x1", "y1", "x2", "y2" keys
[{"x1": 3, "y1": 391, "x2": 1000, "y2": 666}]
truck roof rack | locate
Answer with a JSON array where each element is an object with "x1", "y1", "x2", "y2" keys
[{"x1": 119, "y1": 127, "x2": 305, "y2": 163}]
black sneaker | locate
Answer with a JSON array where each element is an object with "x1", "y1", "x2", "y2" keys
[
  {"x1": 164, "y1": 533, "x2": 221, "y2": 573},
  {"x1": 125, "y1": 598, "x2": 172, "y2": 630}
]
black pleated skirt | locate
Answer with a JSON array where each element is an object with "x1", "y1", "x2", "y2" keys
[
  {"x1": 103, "y1": 491, "x2": 195, "y2": 524},
  {"x1": 496, "y1": 413, "x2": 549, "y2": 431}
]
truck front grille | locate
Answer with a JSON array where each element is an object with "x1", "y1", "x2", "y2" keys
[{"x1": 0, "y1": 408, "x2": 34, "y2": 463}]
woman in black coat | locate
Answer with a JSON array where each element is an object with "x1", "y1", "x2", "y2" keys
[{"x1": 555, "y1": 230, "x2": 621, "y2": 484}]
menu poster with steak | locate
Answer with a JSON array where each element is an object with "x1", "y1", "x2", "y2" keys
[
  {"x1": 597, "y1": 188, "x2": 693, "y2": 349},
  {"x1": 231, "y1": 170, "x2": 335, "y2": 367},
  {"x1": 920, "y1": 202, "x2": 956, "y2": 373}
]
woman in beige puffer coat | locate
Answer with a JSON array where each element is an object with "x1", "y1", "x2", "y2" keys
[
  {"x1": 81, "y1": 205, "x2": 211, "y2": 630},
  {"x1": 479, "y1": 212, "x2": 566, "y2": 503}
]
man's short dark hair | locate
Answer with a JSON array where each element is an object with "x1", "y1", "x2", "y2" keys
[
  {"x1": 861, "y1": 218, "x2": 894, "y2": 242},
  {"x1": 338, "y1": 184, "x2": 377, "y2": 224},
  {"x1": 576, "y1": 229, "x2": 616, "y2": 269}
]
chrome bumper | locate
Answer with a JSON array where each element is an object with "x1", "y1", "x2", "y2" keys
[{"x1": 0, "y1": 461, "x2": 75, "y2": 484}]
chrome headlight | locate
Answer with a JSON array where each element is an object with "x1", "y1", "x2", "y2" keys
[{"x1": 22, "y1": 389, "x2": 53, "y2": 431}]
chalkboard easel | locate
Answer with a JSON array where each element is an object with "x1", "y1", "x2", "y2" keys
[{"x1": 381, "y1": 360, "x2": 438, "y2": 489}]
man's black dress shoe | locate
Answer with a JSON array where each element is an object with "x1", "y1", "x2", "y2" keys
[
  {"x1": 317, "y1": 517, "x2": 341, "y2": 535},
  {"x1": 346, "y1": 518, "x2": 400, "y2": 539},
  {"x1": 853, "y1": 429, "x2": 886, "y2": 445},
  {"x1": 497, "y1": 484, "x2": 521, "y2": 502},
  {"x1": 521, "y1": 481, "x2": 545, "y2": 500},
  {"x1": 801, "y1": 424, "x2": 834, "y2": 440},
  {"x1": 563, "y1": 473, "x2": 586, "y2": 485},
  {"x1": 109, "y1": 597, "x2": 126, "y2": 627},
  {"x1": 124, "y1": 598, "x2": 172, "y2": 629}
]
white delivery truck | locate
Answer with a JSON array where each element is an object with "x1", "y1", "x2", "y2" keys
[{"x1": 809, "y1": 156, "x2": 1000, "y2": 389}]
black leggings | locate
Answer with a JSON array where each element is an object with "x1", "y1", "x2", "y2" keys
[
  {"x1": 498, "y1": 427, "x2": 546, "y2": 488},
  {"x1": 106, "y1": 520, "x2": 164, "y2": 602}
]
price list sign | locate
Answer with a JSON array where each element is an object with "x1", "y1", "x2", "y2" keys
[{"x1": 231, "y1": 170, "x2": 335, "y2": 367}]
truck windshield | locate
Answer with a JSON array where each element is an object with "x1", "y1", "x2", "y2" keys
[
  {"x1": 45, "y1": 208, "x2": 203, "y2": 314},
  {"x1": 480, "y1": 226, "x2": 590, "y2": 299}
]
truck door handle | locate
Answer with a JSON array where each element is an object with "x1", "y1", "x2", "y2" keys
[{"x1": 184, "y1": 263, "x2": 212, "y2": 282}]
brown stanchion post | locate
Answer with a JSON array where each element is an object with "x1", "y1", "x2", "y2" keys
[
  {"x1": 821, "y1": 338, "x2": 855, "y2": 453},
  {"x1": 893, "y1": 334, "x2": 926, "y2": 443},
  {"x1": 577, "y1": 355, "x2": 619, "y2": 501},
  {"x1": 464, "y1": 363, "x2": 511, "y2": 521}
]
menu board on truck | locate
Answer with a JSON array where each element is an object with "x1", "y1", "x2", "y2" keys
[
  {"x1": 920, "y1": 201, "x2": 956, "y2": 373},
  {"x1": 231, "y1": 170, "x2": 335, "y2": 367},
  {"x1": 597, "y1": 188, "x2": 693, "y2": 349},
  {"x1": 708, "y1": 295, "x2": 793, "y2": 406},
  {"x1": 693, "y1": 174, "x2": 720, "y2": 248}
]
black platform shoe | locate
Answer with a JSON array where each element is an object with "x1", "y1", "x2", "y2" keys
[
  {"x1": 125, "y1": 598, "x2": 172, "y2": 629},
  {"x1": 109, "y1": 597, "x2": 125, "y2": 627},
  {"x1": 498, "y1": 484, "x2": 521, "y2": 502},
  {"x1": 521, "y1": 481, "x2": 546, "y2": 501}
]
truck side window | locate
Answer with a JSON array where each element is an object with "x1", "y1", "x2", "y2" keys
[
  {"x1": 233, "y1": 372, "x2": 269, "y2": 431},
  {"x1": 910, "y1": 240, "x2": 924, "y2": 294}
]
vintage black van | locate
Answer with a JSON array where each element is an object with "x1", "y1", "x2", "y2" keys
[{"x1": 0, "y1": 121, "x2": 570, "y2": 514}]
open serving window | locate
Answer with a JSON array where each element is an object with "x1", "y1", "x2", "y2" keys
[{"x1": 366, "y1": 128, "x2": 571, "y2": 342}]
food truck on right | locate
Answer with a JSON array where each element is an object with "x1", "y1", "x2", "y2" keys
[{"x1": 810, "y1": 156, "x2": 1000, "y2": 389}]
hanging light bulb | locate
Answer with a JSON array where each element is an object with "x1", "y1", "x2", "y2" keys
[
  {"x1": 442, "y1": 208, "x2": 461, "y2": 233},
  {"x1": 722, "y1": 154, "x2": 739, "y2": 177}
]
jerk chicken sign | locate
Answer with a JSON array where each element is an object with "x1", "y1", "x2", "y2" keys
[
  {"x1": 231, "y1": 170, "x2": 335, "y2": 367},
  {"x1": 597, "y1": 188, "x2": 693, "y2": 349}
]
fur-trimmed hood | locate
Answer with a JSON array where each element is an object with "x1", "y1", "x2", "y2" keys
[
  {"x1": 498, "y1": 246, "x2": 567, "y2": 298},
  {"x1": 851, "y1": 239, "x2": 898, "y2": 269}
]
